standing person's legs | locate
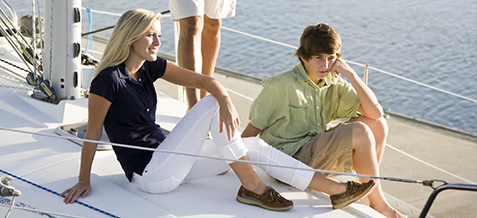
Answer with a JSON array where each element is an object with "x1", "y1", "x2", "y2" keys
[
  {"x1": 169, "y1": 0, "x2": 206, "y2": 108},
  {"x1": 170, "y1": 0, "x2": 236, "y2": 108},
  {"x1": 200, "y1": 16, "x2": 221, "y2": 98},
  {"x1": 178, "y1": 16, "x2": 204, "y2": 108},
  {"x1": 201, "y1": 0, "x2": 236, "y2": 91}
]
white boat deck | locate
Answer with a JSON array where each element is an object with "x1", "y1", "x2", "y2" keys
[
  {"x1": 1, "y1": 36, "x2": 475, "y2": 218},
  {"x1": 0, "y1": 81, "x2": 385, "y2": 218}
]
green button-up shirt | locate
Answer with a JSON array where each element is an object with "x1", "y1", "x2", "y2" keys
[{"x1": 249, "y1": 63, "x2": 361, "y2": 156}]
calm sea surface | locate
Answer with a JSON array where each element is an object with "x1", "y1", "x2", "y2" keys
[{"x1": 7, "y1": 0, "x2": 477, "y2": 134}]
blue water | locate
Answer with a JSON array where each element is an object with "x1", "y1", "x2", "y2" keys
[{"x1": 5, "y1": 0, "x2": 477, "y2": 135}]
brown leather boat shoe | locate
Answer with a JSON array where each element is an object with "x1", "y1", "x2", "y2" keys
[
  {"x1": 236, "y1": 185, "x2": 293, "y2": 211},
  {"x1": 330, "y1": 180, "x2": 376, "y2": 209}
]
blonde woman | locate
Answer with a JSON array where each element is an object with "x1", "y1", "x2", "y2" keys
[
  {"x1": 60, "y1": 8, "x2": 292, "y2": 211},
  {"x1": 61, "y1": 9, "x2": 374, "y2": 212}
]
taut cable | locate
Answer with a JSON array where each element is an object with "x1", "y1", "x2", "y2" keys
[{"x1": 0, "y1": 126, "x2": 447, "y2": 186}]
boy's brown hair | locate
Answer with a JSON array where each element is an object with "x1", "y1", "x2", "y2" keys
[{"x1": 295, "y1": 23, "x2": 342, "y2": 62}]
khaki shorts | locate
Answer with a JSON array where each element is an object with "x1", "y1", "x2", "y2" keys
[
  {"x1": 169, "y1": 0, "x2": 236, "y2": 20},
  {"x1": 293, "y1": 122, "x2": 355, "y2": 177}
]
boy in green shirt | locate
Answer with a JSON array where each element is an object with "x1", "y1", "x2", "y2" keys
[{"x1": 242, "y1": 23, "x2": 405, "y2": 218}]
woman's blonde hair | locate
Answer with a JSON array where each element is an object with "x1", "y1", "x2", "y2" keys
[{"x1": 93, "y1": 9, "x2": 161, "y2": 77}]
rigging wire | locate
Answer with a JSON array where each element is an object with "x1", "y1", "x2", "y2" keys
[
  {"x1": 220, "y1": 26, "x2": 477, "y2": 104},
  {"x1": 1, "y1": 126, "x2": 470, "y2": 187}
]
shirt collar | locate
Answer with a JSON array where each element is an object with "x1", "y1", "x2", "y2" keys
[
  {"x1": 117, "y1": 63, "x2": 130, "y2": 79},
  {"x1": 293, "y1": 62, "x2": 335, "y2": 88},
  {"x1": 117, "y1": 62, "x2": 145, "y2": 83}
]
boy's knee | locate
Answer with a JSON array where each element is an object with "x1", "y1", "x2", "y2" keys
[
  {"x1": 368, "y1": 116, "x2": 388, "y2": 138},
  {"x1": 352, "y1": 122, "x2": 374, "y2": 146}
]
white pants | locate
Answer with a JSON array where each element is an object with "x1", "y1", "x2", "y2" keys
[
  {"x1": 132, "y1": 95, "x2": 246, "y2": 193},
  {"x1": 243, "y1": 137, "x2": 314, "y2": 191},
  {"x1": 183, "y1": 137, "x2": 315, "y2": 191},
  {"x1": 132, "y1": 95, "x2": 314, "y2": 193}
]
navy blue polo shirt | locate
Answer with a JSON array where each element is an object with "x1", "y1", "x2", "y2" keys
[{"x1": 90, "y1": 57, "x2": 167, "y2": 182}]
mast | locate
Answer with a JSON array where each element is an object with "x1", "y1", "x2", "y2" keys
[{"x1": 43, "y1": 0, "x2": 82, "y2": 101}]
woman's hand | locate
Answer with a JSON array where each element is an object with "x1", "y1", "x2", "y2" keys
[
  {"x1": 60, "y1": 94, "x2": 109, "y2": 204},
  {"x1": 219, "y1": 97, "x2": 240, "y2": 141},
  {"x1": 61, "y1": 180, "x2": 92, "y2": 204}
]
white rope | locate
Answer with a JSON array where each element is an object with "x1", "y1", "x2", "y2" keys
[
  {"x1": 0, "y1": 127, "x2": 423, "y2": 184},
  {"x1": 0, "y1": 202, "x2": 85, "y2": 218},
  {"x1": 4, "y1": 196, "x2": 14, "y2": 218}
]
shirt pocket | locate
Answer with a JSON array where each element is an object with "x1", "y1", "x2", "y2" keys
[{"x1": 286, "y1": 105, "x2": 312, "y2": 136}]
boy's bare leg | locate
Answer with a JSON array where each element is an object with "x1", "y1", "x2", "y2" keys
[
  {"x1": 348, "y1": 116, "x2": 388, "y2": 164},
  {"x1": 351, "y1": 122, "x2": 405, "y2": 218}
]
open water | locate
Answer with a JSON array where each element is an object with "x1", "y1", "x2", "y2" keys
[{"x1": 5, "y1": 0, "x2": 477, "y2": 135}]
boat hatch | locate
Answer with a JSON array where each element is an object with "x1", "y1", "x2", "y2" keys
[
  {"x1": 55, "y1": 122, "x2": 171, "y2": 151},
  {"x1": 56, "y1": 122, "x2": 112, "y2": 151}
]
